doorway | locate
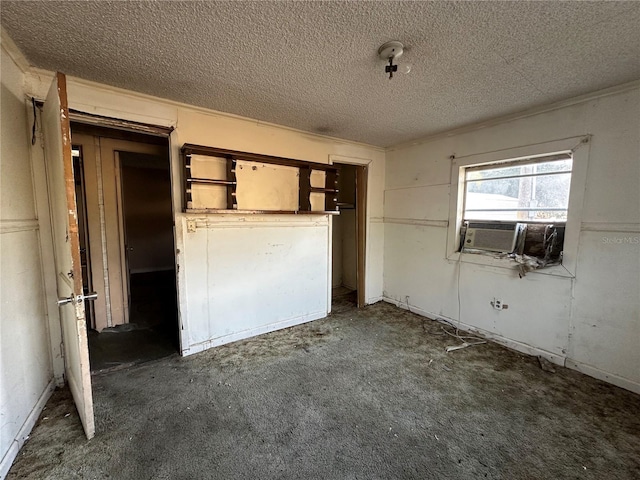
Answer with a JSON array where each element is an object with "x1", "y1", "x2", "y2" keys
[
  {"x1": 71, "y1": 124, "x2": 178, "y2": 373},
  {"x1": 331, "y1": 163, "x2": 367, "y2": 309}
]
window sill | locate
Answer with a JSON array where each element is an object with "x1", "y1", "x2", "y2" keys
[{"x1": 447, "y1": 251, "x2": 575, "y2": 279}]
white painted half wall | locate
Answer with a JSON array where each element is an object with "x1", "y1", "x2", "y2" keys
[
  {"x1": 183, "y1": 217, "x2": 329, "y2": 353},
  {"x1": 384, "y1": 85, "x2": 640, "y2": 394},
  {"x1": 0, "y1": 44, "x2": 55, "y2": 477},
  {"x1": 23, "y1": 68, "x2": 385, "y2": 357}
]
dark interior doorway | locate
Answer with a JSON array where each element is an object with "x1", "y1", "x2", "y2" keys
[
  {"x1": 331, "y1": 163, "x2": 366, "y2": 309},
  {"x1": 71, "y1": 124, "x2": 178, "y2": 373}
]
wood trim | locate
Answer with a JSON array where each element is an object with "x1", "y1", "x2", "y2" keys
[
  {"x1": 384, "y1": 218, "x2": 449, "y2": 228},
  {"x1": 226, "y1": 156, "x2": 237, "y2": 210},
  {"x1": 114, "y1": 151, "x2": 130, "y2": 324},
  {"x1": 187, "y1": 178, "x2": 237, "y2": 186},
  {"x1": 69, "y1": 109, "x2": 173, "y2": 137},
  {"x1": 186, "y1": 217, "x2": 329, "y2": 229},
  {"x1": 73, "y1": 133, "x2": 108, "y2": 330},
  {"x1": 298, "y1": 166, "x2": 312, "y2": 211},
  {"x1": 356, "y1": 165, "x2": 367, "y2": 308},
  {"x1": 71, "y1": 122, "x2": 169, "y2": 146},
  {"x1": 182, "y1": 144, "x2": 337, "y2": 171},
  {"x1": 185, "y1": 209, "x2": 338, "y2": 215},
  {"x1": 324, "y1": 170, "x2": 339, "y2": 212},
  {"x1": 0, "y1": 219, "x2": 39, "y2": 234},
  {"x1": 35, "y1": 101, "x2": 173, "y2": 140},
  {"x1": 184, "y1": 153, "x2": 193, "y2": 210},
  {"x1": 100, "y1": 139, "x2": 127, "y2": 326},
  {"x1": 581, "y1": 222, "x2": 640, "y2": 234}
]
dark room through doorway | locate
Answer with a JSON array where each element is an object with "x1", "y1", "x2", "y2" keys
[{"x1": 71, "y1": 124, "x2": 178, "y2": 373}]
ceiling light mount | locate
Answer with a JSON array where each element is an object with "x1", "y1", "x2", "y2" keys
[{"x1": 378, "y1": 41, "x2": 405, "y2": 80}]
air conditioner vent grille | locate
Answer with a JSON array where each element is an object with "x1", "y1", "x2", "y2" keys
[{"x1": 463, "y1": 222, "x2": 524, "y2": 253}]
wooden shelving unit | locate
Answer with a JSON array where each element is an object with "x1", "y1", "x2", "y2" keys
[{"x1": 182, "y1": 144, "x2": 339, "y2": 214}]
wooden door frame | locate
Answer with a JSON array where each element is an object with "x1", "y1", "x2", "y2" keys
[
  {"x1": 71, "y1": 131, "x2": 170, "y2": 331},
  {"x1": 329, "y1": 155, "x2": 370, "y2": 309},
  {"x1": 101, "y1": 138, "x2": 167, "y2": 328},
  {"x1": 355, "y1": 165, "x2": 367, "y2": 308}
]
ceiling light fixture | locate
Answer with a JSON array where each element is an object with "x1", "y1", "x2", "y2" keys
[{"x1": 378, "y1": 40, "x2": 410, "y2": 80}]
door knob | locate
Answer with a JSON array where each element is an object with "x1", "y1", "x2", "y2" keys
[{"x1": 57, "y1": 292, "x2": 98, "y2": 306}]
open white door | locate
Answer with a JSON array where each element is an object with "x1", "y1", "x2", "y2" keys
[{"x1": 43, "y1": 72, "x2": 95, "y2": 439}]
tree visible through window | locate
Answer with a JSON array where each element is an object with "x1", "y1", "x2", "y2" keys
[{"x1": 464, "y1": 153, "x2": 573, "y2": 222}]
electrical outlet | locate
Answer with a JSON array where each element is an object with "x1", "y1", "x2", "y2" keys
[{"x1": 492, "y1": 298, "x2": 503, "y2": 310}]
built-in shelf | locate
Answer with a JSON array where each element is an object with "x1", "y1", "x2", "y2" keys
[
  {"x1": 182, "y1": 144, "x2": 340, "y2": 214},
  {"x1": 184, "y1": 209, "x2": 339, "y2": 215}
]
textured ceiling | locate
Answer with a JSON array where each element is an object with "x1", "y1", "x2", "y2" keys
[{"x1": 2, "y1": 1, "x2": 640, "y2": 147}]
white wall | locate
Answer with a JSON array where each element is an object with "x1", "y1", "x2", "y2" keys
[
  {"x1": 384, "y1": 85, "x2": 640, "y2": 393},
  {"x1": 23, "y1": 69, "x2": 385, "y2": 357},
  {"x1": 0, "y1": 44, "x2": 54, "y2": 477}
]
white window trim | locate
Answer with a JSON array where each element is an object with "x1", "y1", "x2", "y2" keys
[{"x1": 446, "y1": 136, "x2": 591, "y2": 278}]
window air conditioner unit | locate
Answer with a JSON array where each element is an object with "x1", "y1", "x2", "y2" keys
[{"x1": 463, "y1": 222, "x2": 524, "y2": 253}]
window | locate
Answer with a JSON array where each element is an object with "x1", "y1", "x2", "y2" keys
[
  {"x1": 447, "y1": 136, "x2": 589, "y2": 277},
  {"x1": 463, "y1": 153, "x2": 573, "y2": 222},
  {"x1": 458, "y1": 153, "x2": 574, "y2": 262}
]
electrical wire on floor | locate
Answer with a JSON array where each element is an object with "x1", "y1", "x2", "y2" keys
[
  {"x1": 443, "y1": 253, "x2": 486, "y2": 353},
  {"x1": 402, "y1": 271, "x2": 486, "y2": 353}
]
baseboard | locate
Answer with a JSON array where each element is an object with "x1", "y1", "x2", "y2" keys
[
  {"x1": 381, "y1": 297, "x2": 566, "y2": 366},
  {"x1": 366, "y1": 296, "x2": 383, "y2": 305},
  {"x1": 0, "y1": 379, "x2": 55, "y2": 479},
  {"x1": 382, "y1": 297, "x2": 640, "y2": 394},
  {"x1": 181, "y1": 310, "x2": 328, "y2": 356},
  {"x1": 565, "y1": 359, "x2": 640, "y2": 395}
]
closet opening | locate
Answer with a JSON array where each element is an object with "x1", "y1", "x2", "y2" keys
[{"x1": 331, "y1": 163, "x2": 367, "y2": 309}]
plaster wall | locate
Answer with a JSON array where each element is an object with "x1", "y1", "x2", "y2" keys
[
  {"x1": 384, "y1": 86, "x2": 640, "y2": 393},
  {"x1": 0, "y1": 46, "x2": 54, "y2": 477}
]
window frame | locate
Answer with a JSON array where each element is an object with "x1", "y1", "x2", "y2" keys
[
  {"x1": 463, "y1": 152, "x2": 573, "y2": 223},
  {"x1": 446, "y1": 136, "x2": 590, "y2": 277}
]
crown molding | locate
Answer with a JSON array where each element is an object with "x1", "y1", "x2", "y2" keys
[
  {"x1": 1, "y1": 27, "x2": 30, "y2": 73},
  {"x1": 388, "y1": 79, "x2": 640, "y2": 151},
  {"x1": 23, "y1": 67, "x2": 385, "y2": 153}
]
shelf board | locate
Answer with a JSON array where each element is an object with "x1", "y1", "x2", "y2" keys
[
  {"x1": 185, "y1": 209, "x2": 339, "y2": 215},
  {"x1": 187, "y1": 178, "x2": 237, "y2": 186},
  {"x1": 311, "y1": 187, "x2": 338, "y2": 193},
  {"x1": 182, "y1": 144, "x2": 338, "y2": 172}
]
